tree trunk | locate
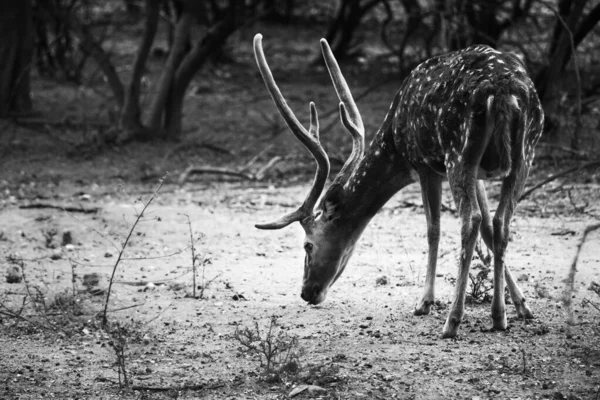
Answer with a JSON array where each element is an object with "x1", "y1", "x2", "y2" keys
[
  {"x1": 162, "y1": 3, "x2": 245, "y2": 139},
  {"x1": 563, "y1": 2, "x2": 600, "y2": 70},
  {"x1": 163, "y1": 86, "x2": 184, "y2": 139},
  {"x1": 537, "y1": 0, "x2": 588, "y2": 103},
  {"x1": 0, "y1": 0, "x2": 33, "y2": 116},
  {"x1": 121, "y1": 0, "x2": 160, "y2": 138},
  {"x1": 466, "y1": 0, "x2": 504, "y2": 46},
  {"x1": 148, "y1": 12, "x2": 193, "y2": 134},
  {"x1": 324, "y1": 0, "x2": 382, "y2": 59}
]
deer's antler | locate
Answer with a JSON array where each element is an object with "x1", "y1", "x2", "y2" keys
[
  {"x1": 320, "y1": 39, "x2": 365, "y2": 185},
  {"x1": 253, "y1": 34, "x2": 331, "y2": 229}
]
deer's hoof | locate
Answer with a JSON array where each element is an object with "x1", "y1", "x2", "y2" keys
[
  {"x1": 491, "y1": 314, "x2": 508, "y2": 331},
  {"x1": 414, "y1": 301, "x2": 433, "y2": 316},
  {"x1": 491, "y1": 304, "x2": 507, "y2": 331},
  {"x1": 515, "y1": 301, "x2": 534, "y2": 319},
  {"x1": 442, "y1": 314, "x2": 462, "y2": 338}
]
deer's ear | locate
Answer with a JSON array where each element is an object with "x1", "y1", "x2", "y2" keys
[{"x1": 322, "y1": 184, "x2": 345, "y2": 221}]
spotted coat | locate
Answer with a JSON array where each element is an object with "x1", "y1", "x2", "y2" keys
[{"x1": 390, "y1": 45, "x2": 544, "y2": 179}]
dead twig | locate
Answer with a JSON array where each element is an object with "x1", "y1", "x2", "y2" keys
[
  {"x1": 131, "y1": 383, "x2": 225, "y2": 392},
  {"x1": 178, "y1": 166, "x2": 254, "y2": 185},
  {"x1": 178, "y1": 156, "x2": 283, "y2": 185},
  {"x1": 562, "y1": 223, "x2": 600, "y2": 333},
  {"x1": 520, "y1": 348, "x2": 529, "y2": 374},
  {"x1": 241, "y1": 144, "x2": 274, "y2": 172},
  {"x1": 160, "y1": 141, "x2": 233, "y2": 168},
  {"x1": 519, "y1": 160, "x2": 600, "y2": 201},
  {"x1": 0, "y1": 309, "x2": 59, "y2": 332},
  {"x1": 537, "y1": 143, "x2": 589, "y2": 158},
  {"x1": 183, "y1": 214, "x2": 198, "y2": 298},
  {"x1": 19, "y1": 203, "x2": 100, "y2": 214},
  {"x1": 102, "y1": 303, "x2": 145, "y2": 313},
  {"x1": 102, "y1": 174, "x2": 168, "y2": 328},
  {"x1": 254, "y1": 156, "x2": 282, "y2": 180},
  {"x1": 143, "y1": 301, "x2": 174, "y2": 325},
  {"x1": 582, "y1": 298, "x2": 600, "y2": 312}
]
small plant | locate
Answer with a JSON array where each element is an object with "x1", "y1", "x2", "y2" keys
[
  {"x1": 42, "y1": 228, "x2": 58, "y2": 248},
  {"x1": 105, "y1": 321, "x2": 132, "y2": 389},
  {"x1": 196, "y1": 254, "x2": 213, "y2": 298},
  {"x1": 466, "y1": 243, "x2": 494, "y2": 303},
  {"x1": 446, "y1": 242, "x2": 494, "y2": 303},
  {"x1": 48, "y1": 289, "x2": 84, "y2": 317},
  {"x1": 102, "y1": 174, "x2": 167, "y2": 327},
  {"x1": 583, "y1": 282, "x2": 600, "y2": 336},
  {"x1": 234, "y1": 316, "x2": 302, "y2": 381},
  {"x1": 181, "y1": 214, "x2": 214, "y2": 298},
  {"x1": 447, "y1": 242, "x2": 512, "y2": 304}
]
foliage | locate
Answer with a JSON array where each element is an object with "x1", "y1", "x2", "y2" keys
[
  {"x1": 0, "y1": 254, "x2": 93, "y2": 332},
  {"x1": 467, "y1": 244, "x2": 494, "y2": 304},
  {"x1": 5, "y1": 0, "x2": 600, "y2": 148},
  {"x1": 102, "y1": 174, "x2": 166, "y2": 327},
  {"x1": 103, "y1": 320, "x2": 146, "y2": 389},
  {"x1": 446, "y1": 243, "x2": 498, "y2": 304},
  {"x1": 32, "y1": 0, "x2": 93, "y2": 83},
  {"x1": 234, "y1": 316, "x2": 302, "y2": 382}
]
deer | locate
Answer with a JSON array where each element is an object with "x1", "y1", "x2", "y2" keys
[{"x1": 253, "y1": 33, "x2": 544, "y2": 338}]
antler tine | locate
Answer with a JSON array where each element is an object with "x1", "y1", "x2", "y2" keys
[
  {"x1": 253, "y1": 34, "x2": 331, "y2": 230},
  {"x1": 320, "y1": 39, "x2": 365, "y2": 183}
]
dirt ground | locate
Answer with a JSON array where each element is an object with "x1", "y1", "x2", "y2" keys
[
  {"x1": 2, "y1": 22, "x2": 600, "y2": 400},
  {"x1": 1, "y1": 162, "x2": 600, "y2": 399}
]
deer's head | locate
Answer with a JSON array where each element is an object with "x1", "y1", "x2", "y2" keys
[{"x1": 253, "y1": 34, "x2": 370, "y2": 305}]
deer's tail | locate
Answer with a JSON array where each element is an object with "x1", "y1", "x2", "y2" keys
[{"x1": 483, "y1": 91, "x2": 523, "y2": 176}]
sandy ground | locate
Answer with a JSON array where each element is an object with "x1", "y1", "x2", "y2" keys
[{"x1": 1, "y1": 177, "x2": 599, "y2": 399}]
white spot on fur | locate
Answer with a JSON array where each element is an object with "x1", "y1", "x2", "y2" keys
[
  {"x1": 409, "y1": 169, "x2": 419, "y2": 182},
  {"x1": 487, "y1": 95, "x2": 494, "y2": 111},
  {"x1": 462, "y1": 127, "x2": 470, "y2": 153},
  {"x1": 509, "y1": 95, "x2": 520, "y2": 110}
]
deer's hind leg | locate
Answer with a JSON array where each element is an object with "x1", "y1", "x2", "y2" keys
[
  {"x1": 488, "y1": 164, "x2": 534, "y2": 329},
  {"x1": 414, "y1": 171, "x2": 443, "y2": 316},
  {"x1": 476, "y1": 181, "x2": 534, "y2": 321},
  {"x1": 442, "y1": 164, "x2": 482, "y2": 338}
]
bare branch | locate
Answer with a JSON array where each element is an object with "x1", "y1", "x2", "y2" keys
[{"x1": 519, "y1": 160, "x2": 600, "y2": 201}]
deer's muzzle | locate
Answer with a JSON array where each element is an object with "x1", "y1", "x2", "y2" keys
[{"x1": 301, "y1": 283, "x2": 326, "y2": 305}]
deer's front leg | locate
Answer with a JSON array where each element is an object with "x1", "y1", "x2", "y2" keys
[
  {"x1": 414, "y1": 172, "x2": 443, "y2": 316},
  {"x1": 443, "y1": 170, "x2": 481, "y2": 338}
]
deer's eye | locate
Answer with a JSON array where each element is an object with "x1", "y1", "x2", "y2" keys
[{"x1": 304, "y1": 243, "x2": 314, "y2": 253}]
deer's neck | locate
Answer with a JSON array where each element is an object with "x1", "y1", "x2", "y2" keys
[{"x1": 342, "y1": 122, "x2": 415, "y2": 228}]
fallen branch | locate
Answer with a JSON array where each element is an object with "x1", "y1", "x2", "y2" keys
[
  {"x1": 242, "y1": 144, "x2": 274, "y2": 172},
  {"x1": 254, "y1": 156, "x2": 282, "y2": 180},
  {"x1": 178, "y1": 157, "x2": 283, "y2": 185},
  {"x1": 537, "y1": 143, "x2": 589, "y2": 158},
  {"x1": 519, "y1": 160, "x2": 600, "y2": 201},
  {"x1": 132, "y1": 383, "x2": 224, "y2": 392},
  {"x1": 178, "y1": 166, "x2": 254, "y2": 185},
  {"x1": 160, "y1": 141, "x2": 233, "y2": 168},
  {"x1": 562, "y1": 223, "x2": 600, "y2": 332},
  {"x1": 582, "y1": 298, "x2": 600, "y2": 312},
  {"x1": 19, "y1": 204, "x2": 100, "y2": 214}
]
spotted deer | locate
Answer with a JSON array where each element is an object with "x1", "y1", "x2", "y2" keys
[{"x1": 253, "y1": 33, "x2": 544, "y2": 338}]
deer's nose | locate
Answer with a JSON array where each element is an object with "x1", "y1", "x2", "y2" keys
[{"x1": 301, "y1": 284, "x2": 320, "y2": 304}]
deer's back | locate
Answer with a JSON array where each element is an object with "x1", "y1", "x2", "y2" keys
[{"x1": 393, "y1": 45, "x2": 543, "y2": 176}]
